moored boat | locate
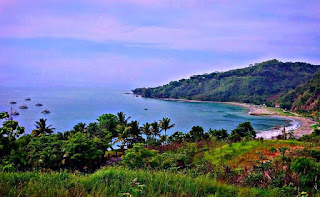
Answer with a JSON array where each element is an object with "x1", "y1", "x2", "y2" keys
[
  {"x1": 41, "y1": 109, "x2": 50, "y2": 114},
  {"x1": 11, "y1": 110, "x2": 20, "y2": 116},
  {"x1": 19, "y1": 104, "x2": 28, "y2": 109},
  {"x1": 10, "y1": 100, "x2": 17, "y2": 104},
  {"x1": 35, "y1": 103, "x2": 43, "y2": 106},
  {"x1": 25, "y1": 97, "x2": 31, "y2": 101}
]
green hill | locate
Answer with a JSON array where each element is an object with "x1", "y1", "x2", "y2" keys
[
  {"x1": 133, "y1": 59, "x2": 320, "y2": 106},
  {"x1": 279, "y1": 70, "x2": 320, "y2": 113}
]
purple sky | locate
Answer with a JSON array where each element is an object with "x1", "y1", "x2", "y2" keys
[{"x1": 1, "y1": 0, "x2": 319, "y2": 88}]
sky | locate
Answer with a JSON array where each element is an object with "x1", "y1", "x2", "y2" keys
[{"x1": 0, "y1": 0, "x2": 319, "y2": 88}]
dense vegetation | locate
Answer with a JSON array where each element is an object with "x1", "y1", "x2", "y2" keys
[
  {"x1": 1, "y1": 111, "x2": 320, "y2": 196},
  {"x1": 133, "y1": 60, "x2": 320, "y2": 106},
  {"x1": 279, "y1": 70, "x2": 320, "y2": 114}
]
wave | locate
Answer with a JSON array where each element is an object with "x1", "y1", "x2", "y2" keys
[{"x1": 256, "y1": 118, "x2": 301, "y2": 139}]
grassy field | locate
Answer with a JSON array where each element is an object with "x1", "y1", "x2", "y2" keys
[
  {"x1": 201, "y1": 140, "x2": 309, "y2": 168},
  {"x1": 0, "y1": 167, "x2": 281, "y2": 197}
]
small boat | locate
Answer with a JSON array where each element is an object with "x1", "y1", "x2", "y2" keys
[
  {"x1": 41, "y1": 109, "x2": 50, "y2": 114},
  {"x1": 10, "y1": 100, "x2": 17, "y2": 104},
  {"x1": 25, "y1": 97, "x2": 31, "y2": 101},
  {"x1": 10, "y1": 107, "x2": 19, "y2": 116},
  {"x1": 35, "y1": 103, "x2": 43, "y2": 106},
  {"x1": 144, "y1": 108, "x2": 148, "y2": 110},
  {"x1": 11, "y1": 110, "x2": 20, "y2": 116},
  {"x1": 19, "y1": 104, "x2": 28, "y2": 109}
]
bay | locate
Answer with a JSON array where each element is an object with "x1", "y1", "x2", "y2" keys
[{"x1": 0, "y1": 85, "x2": 285, "y2": 135}]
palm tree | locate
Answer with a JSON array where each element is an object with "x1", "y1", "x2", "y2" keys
[
  {"x1": 117, "y1": 111, "x2": 131, "y2": 126},
  {"x1": 31, "y1": 119, "x2": 55, "y2": 137},
  {"x1": 159, "y1": 118, "x2": 175, "y2": 138},
  {"x1": 141, "y1": 123, "x2": 152, "y2": 141},
  {"x1": 150, "y1": 121, "x2": 161, "y2": 139},
  {"x1": 113, "y1": 124, "x2": 131, "y2": 148}
]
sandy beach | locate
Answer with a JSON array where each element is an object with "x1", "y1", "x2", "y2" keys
[{"x1": 162, "y1": 98, "x2": 316, "y2": 139}]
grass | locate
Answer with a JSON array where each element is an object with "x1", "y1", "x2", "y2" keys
[
  {"x1": 0, "y1": 167, "x2": 280, "y2": 197},
  {"x1": 202, "y1": 140, "x2": 310, "y2": 168},
  {"x1": 265, "y1": 107, "x2": 296, "y2": 116}
]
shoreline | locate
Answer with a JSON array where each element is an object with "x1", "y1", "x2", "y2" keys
[{"x1": 160, "y1": 98, "x2": 316, "y2": 139}]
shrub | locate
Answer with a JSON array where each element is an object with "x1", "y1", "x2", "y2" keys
[{"x1": 122, "y1": 143, "x2": 158, "y2": 169}]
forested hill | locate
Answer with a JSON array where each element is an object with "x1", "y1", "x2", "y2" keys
[
  {"x1": 279, "y1": 70, "x2": 320, "y2": 113},
  {"x1": 133, "y1": 60, "x2": 320, "y2": 105}
]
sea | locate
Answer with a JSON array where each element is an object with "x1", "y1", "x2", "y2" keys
[{"x1": 0, "y1": 84, "x2": 289, "y2": 136}]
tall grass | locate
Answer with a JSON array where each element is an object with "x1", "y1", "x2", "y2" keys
[{"x1": 0, "y1": 167, "x2": 278, "y2": 197}]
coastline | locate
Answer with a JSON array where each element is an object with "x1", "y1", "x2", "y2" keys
[{"x1": 160, "y1": 98, "x2": 315, "y2": 139}]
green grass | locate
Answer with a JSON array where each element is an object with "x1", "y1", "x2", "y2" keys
[
  {"x1": 265, "y1": 107, "x2": 296, "y2": 116},
  {"x1": 0, "y1": 167, "x2": 279, "y2": 197},
  {"x1": 203, "y1": 140, "x2": 308, "y2": 167}
]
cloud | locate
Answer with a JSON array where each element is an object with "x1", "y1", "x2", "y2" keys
[{"x1": 0, "y1": 0, "x2": 319, "y2": 86}]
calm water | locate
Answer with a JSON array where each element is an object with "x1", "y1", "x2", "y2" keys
[{"x1": 0, "y1": 85, "x2": 285, "y2": 135}]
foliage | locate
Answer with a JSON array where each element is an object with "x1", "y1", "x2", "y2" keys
[
  {"x1": 31, "y1": 118, "x2": 55, "y2": 137},
  {"x1": 230, "y1": 122, "x2": 256, "y2": 142},
  {"x1": 122, "y1": 143, "x2": 157, "y2": 169},
  {"x1": 0, "y1": 167, "x2": 275, "y2": 197},
  {"x1": 63, "y1": 132, "x2": 104, "y2": 170},
  {"x1": 279, "y1": 70, "x2": 320, "y2": 113},
  {"x1": 133, "y1": 60, "x2": 320, "y2": 106}
]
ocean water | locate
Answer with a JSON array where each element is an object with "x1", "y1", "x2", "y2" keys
[{"x1": 0, "y1": 85, "x2": 287, "y2": 135}]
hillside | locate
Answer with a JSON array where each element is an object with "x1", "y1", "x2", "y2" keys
[
  {"x1": 279, "y1": 70, "x2": 320, "y2": 113},
  {"x1": 133, "y1": 60, "x2": 320, "y2": 105}
]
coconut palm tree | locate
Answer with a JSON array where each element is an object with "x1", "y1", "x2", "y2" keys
[
  {"x1": 31, "y1": 119, "x2": 55, "y2": 137},
  {"x1": 141, "y1": 123, "x2": 152, "y2": 141},
  {"x1": 117, "y1": 111, "x2": 131, "y2": 126},
  {"x1": 150, "y1": 121, "x2": 161, "y2": 139},
  {"x1": 159, "y1": 118, "x2": 175, "y2": 138},
  {"x1": 113, "y1": 124, "x2": 131, "y2": 148}
]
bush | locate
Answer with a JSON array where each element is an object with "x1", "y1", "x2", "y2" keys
[{"x1": 122, "y1": 143, "x2": 158, "y2": 169}]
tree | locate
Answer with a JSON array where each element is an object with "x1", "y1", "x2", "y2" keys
[
  {"x1": 27, "y1": 134, "x2": 63, "y2": 170},
  {"x1": 63, "y1": 132, "x2": 103, "y2": 170},
  {"x1": 97, "y1": 114, "x2": 120, "y2": 137},
  {"x1": 151, "y1": 121, "x2": 161, "y2": 140},
  {"x1": 0, "y1": 111, "x2": 25, "y2": 158},
  {"x1": 231, "y1": 122, "x2": 256, "y2": 139},
  {"x1": 292, "y1": 157, "x2": 320, "y2": 192},
  {"x1": 114, "y1": 124, "x2": 131, "y2": 149},
  {"x1": 87, "y1": 122, "x2": 99, "y2": 138},
  {"x1": 122, "y1": 143, "x2": 157, "y2": 169},
  {"x1": 187, "y1": 126, "x2": 207, "y2": 142},
  {"x1": 159, "y1": 118, "x2": 175, "y2": 138},
  {"x1": 117, "y1": 111, "x2": 131, "y2": 126},
  {"x1": 127, "y1": 121, "x2": 144, "y2": 148},
  {"x1": 141, "y1": 123, "x2": 152, "y2": 141},
  {"x1": 169, "y1": 131, "x2": 185, "y2": 143},
  {"x1": 31, "y1": 119, "x2": 55, "y2": 137},
  {"x1": 209, "y1": 128, "x2": 229, "y2": 141},
  {"x1": 73, "y1": 122, "x2": 86, "y2": 133}
]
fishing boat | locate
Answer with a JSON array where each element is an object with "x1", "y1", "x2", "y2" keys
[
  {"x1": 10, "y1": 107, "x2": 19, "y2": 116},
  {"x1": 35, "y1": 103, "x2": 43, "y2": 106},
  {"x1": 19, "y1": 104, "x2": 28, "y2": 109},
  {"x1": 41, "y1": 109, "x2": 50, "y2": 114},
  {"x1": 10, "y1": 100, "x2": 17, "y2": 104},
  {"x1": 11, "y1": 110, "x2": 20, "y2": 116},
  {"x1": 25, "y1": 97, "x2": 31, "y2": 101}
]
